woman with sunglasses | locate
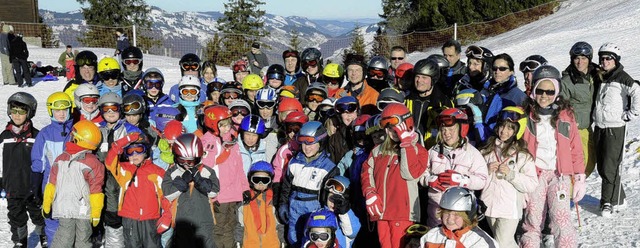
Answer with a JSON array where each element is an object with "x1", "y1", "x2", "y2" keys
[
  {"x1": 327, "y1": 96, "x2": 359, "y2": 165},
  {"x1": 302, "y1": 209, "x2": 340, "y2": 248},
  {"x1": 479, "y1": 106, "x2": 538, "y2": 248},
  {"x1": 279, "y1": 121, "x2": 338, "y2": 247},
  {"x1": 322, "y1": 63, "x2": 345, "y2": 98},
  {"x1": 422, "y1": 108, "x2": 488, "y2": 228},
  {"x1": 105, "y1": 132, "x2": 171, "y2": 247},
  {"x1": 97, "y1": 57, "x2": 123, "y2": 97},
  {"x1": 361, "y1": 103, "x2": 428, "y2": 248},
  {"x1": 316, "y1": 176, "x2": 361, "y2": 248},
  {"x1": 304, "y1": 82, "x2": 329, "y2": 121},
  {"x1": 520, "y1": 65, "x2": 585, "y2": 247}
]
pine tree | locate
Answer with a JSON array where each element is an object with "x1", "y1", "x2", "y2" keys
[
  {"x1": 343, "y1": 25, "x2": 367, "y2": 62},
  {"x1": 204, "y1": 33, "x2": 223, "y2": 63},
  {"x1": 76, "y1": 0, "x2": 154, "y2": 49},
  {"x1": 289, "y1": 29, "x2": 301, "y2": 51},
  {"x1": 371, "y1": 25, "x2": 390, "y2": 58},
  {"x1": 217, "y1": 0, "x2": 269, "y2": 66}
]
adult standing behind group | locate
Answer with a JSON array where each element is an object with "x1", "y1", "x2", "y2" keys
[
  {"x1": 9, "y1": 33, "x2": 32, "y2": 87},
  {"x1": 0, "y1": 24, "x2": 15, "y2": 85},
  {"x1": 246, "y1": 42, "x2": 269, "y2": 74},
  {"x1": 114, "y1": 28, "x2": 130, "y2": 57},
  {"x1": 58, "y1": 45, "x2": 75, "y2": 81}
]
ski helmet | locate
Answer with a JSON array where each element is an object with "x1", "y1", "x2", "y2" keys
[
  {"x1": 376, "y1": 88, "x2": 405, "y2": 111},
  {"x1": 530, "y1": 65, "x2": 561, "y2": 100},
  {"x1": 232, "y1": 59, "x2": 249, "y2": 73},
  {"x1": 172, "y1": 133, "x2": 203, "y2": 167},
  {"x1": 380, "y1": 103, "x2": 413, "y2": 130},
  {"x1": 284, "y1": 111, "x2": 309, "y2": 124},
  {"x1": 497, "y1": 106, "x2": 527, "y2": 140},
  {"x1": 436, "y1": 108, "x2": 469, "y2": 138},
  {"x1": 322, "y1": 63, "x2": 344, "y2": 79},
  {"x1": 334, "y1": 96, "x2": 359, "y2": 114},
  {"x1": 124, "y1": 132, "x2": 151, "y2": 158},
  {"x1": 248, "y1": 161, "x2": 275, "y2": 178},
  {"x1": 395, "y1": 63, "x2": 414, "y2": 79},
  {"x1": 296, "y1": 121, "x2": 328, "y2": 145},
  {"x1": 7, "y1": 92, "x2": 37, "y2": 118},
  {"x1": 569, "y1": 41, "x2": 593, "y2": 61},
  {"x1": 73, "y1": 83, "x2": 100, "y2": 108},
  {"x1": 277, "y1": 97, "x2": 303, "y2": 113},
  {"x1": 97, "y1": 92, "x2": 122, "y2": 114},
  {"x1": 266, "y1": 64, "x2": 285, "y2": 81},
  {"x1": 46, "y1": 92, "x2": 72, "y2": 117},
  {"x1": 240, "y1": 114, "x2": 266, "y2": 135},
  {"x1": 427, "y1": 54, "x2": 450, "y2": 81},
  {"x1": 153, "y1": 107, "x2": 181, "y2": 132},
  {"x1": 413, "y1": 58, "x2": 440, "y2": 83},
  {"x1": 305, "y1": 82, "x2": 328, "y2": 99},
  {"x1": 439, "y1": 186, "x2": 479, "y2": 220},
  {"x1": 242, "y1": 74, "x2": 264, "y2": 91},
  {"x1": 301, "y1": 47, "x2": 322, "y2": 70},
  {"x1": 120, "y1": 46, "x2": 143, "y2": 69},
  {"x1": 163, "y1": 120, "x2": 184, "y2": 140},
  {"x1": 256, "y1": 88, "x2": 278, "y2": 102},
  {"x1": 598, "y1": 42, "x2": 621, "y2": 61},
  {"x1": 71, "y1": 120, "x2": 102, "y2": 150},
  {"x1": 465, "y1": 45, "x2": 494, "y2": 81},
  {"x1": 75, "y1": 50, "x2": 98, "y2": 67},
  {"x1": 305, "y1": 208, "x2": 338, "y2": 232},
  {"x1": 203, "y1": 105, "x2": 232, "y2": 135},
  {"x1": 122, "y1": 92, "x2": 146, "y2": 115},
  {"x1": 98, "y1": 57, "x2": 121, "y2": 73}
]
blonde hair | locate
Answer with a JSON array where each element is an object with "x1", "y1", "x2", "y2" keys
[
  {"x1": 218, "y1": 118, "x2": 232, "y2": 128},
  {"x1": 437, "y1": 209, "x2": 478, "y2": 228}
]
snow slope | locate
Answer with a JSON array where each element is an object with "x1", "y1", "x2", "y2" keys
[{"x1": 1, "y1": 0, "x2": 640, "y2": 246}]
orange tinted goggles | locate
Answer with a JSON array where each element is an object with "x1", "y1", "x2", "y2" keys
[{"x1": 380, "y1": 112, "x2": 411, "y2": 128}]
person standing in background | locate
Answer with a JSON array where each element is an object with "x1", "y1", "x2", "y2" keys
[
  {"x1": 1, "y1": 24, "x2": 16, "y2": 85},
  {"x1": 114, "y1": 28, "x2": 130, "y2": 57},
  {"x1": 58, "y1": 45, "x2": 75, "y2": 81},
  {"x1": 9, "y1": 33, "x2": 32, "y2": 87},
  {"x1": 246, "y1": 42, "x2": 269, "y2": 74}
]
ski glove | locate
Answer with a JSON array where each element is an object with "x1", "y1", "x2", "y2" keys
[
  {"x1": 365, "y1": 192, "x2": 383, "y2": 219},
  {"x1": 572, "y1": 174, "x2": 587, "y2": 203},
  {"x1": 173, "y1": 173, "x2": 190, "y2": 193},
  {"x1": 466, "y1": 103, "x2": 483, "y2": 124},
  {"x1": 428, "y1": 175, "x2": 447, "y2": 192},
  {"x1": 193, "y1": 173, "x2": 214, "y2": 195},
  {"x1": 393, "y1": 122, "x2": 417, "y2": 148},
  {"x1": 278, "y1": 206, "x2": 289, "y2": 224},
  {"x1": 330, "y1": 194, "x2": 350, "y2": 215},
  {"x1": 439, "y1": 170, "x2": 470, "y2": 188},
  {"x1": 156, "y1": 211, "x2": 172, "y2": 234}
]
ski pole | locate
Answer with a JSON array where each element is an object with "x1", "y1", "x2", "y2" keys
[{"x1": 575, "y1": 202, "x2": 582, "y2": 232}]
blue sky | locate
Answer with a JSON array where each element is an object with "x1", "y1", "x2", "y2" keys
[{"x1": 39, "y1": 0, "x2": 383, "y2": 20}]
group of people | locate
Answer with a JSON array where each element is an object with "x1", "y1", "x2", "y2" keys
[
  {"x1": 1, "y1": 37, "x2": 637, "y2": 248},
  {"x1": 0, "y1": 23, "x2": 32, "y2": 87}
]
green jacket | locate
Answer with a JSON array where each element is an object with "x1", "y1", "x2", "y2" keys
[{"x1": 560, "y1": 63, "x2": 599, "y2": 129}]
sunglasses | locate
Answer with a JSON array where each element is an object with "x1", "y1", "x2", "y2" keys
[
  {"x1": 324, "y1": 77, "x2": 341, "y2": 86},
  {"x1": 368, "y1": 69, "x2": 385, "y2": 78},
  {"x1": 145, "y1": 79, "x2": 164, "y2": 90},
  {"x1": 250, "y1": 175, "x2": 271, "y2": 185},
  {"x1": 256, "y1": 100, "x2": 276, "y2": 109},
  {"x1": 81, "y1": 96, "x2": 99, "y2": 105},
  {"x1": 223, "y1": 92, "x2": 240, "y2": 99},
  {"x1": 285, "y1": 122, "x2": 302, "y2": 134},
  {"x1": 600, "y1": 55, "x2": 614, "y2": 61},
  {"x1": 100, "y1": 104, "x2": 120, "y2": 113},
  {"x1": 406, "y1": 224, "x2": 429, "y2": 235},
  {"x1": 325, "y1": 178, "x2": 346, "y2": 194},
  {"x1": 267, "y1": 73, "x2": 284, "y2": 81},
  {"x1": 180, "y1": 88, "x2": 200, "y2": 96},
  {"x1": 48, "y1": 99, "x2": 72, "y2": 109},
  {"x1": 181, "y1": 62, "x2": 200, "y2": 71},
  {"x1": 231, "y1": 107, "x2": 249, "y2": 117},
  {"x1": 465, "y1": 46, "x2": 492, "y2": 60},
  {"x1": 123, "y1": 101, "x2": 142, "y2": 114},
  {"x1": 492, "y1": 66, "x2": 509, "y2": 72},
  {"x1": 10, "y1": 108, "x2": 27, "y2": 115},
  {"x1": 499, "y1": 110, "x2": 524, "y2": 123},
  {"x1": 309, "y1": 231, "x2": 331, "y2": 242},
  {"x1": 124, "y1": 59, "x2": 141, "y2": 66},
  {"x1": 390, "y1": 57, "x2": 404, "y2": 61},
  {"x1": 208, "y1": 82, "x2": 224, "y2": 92},
  {"x1": 99, "y1": 70, "x2": 120, "y2": 81},
  {"x1": 534, "y1": 88, "x2": 555, "y2": 96},
  {"x1": 306, "y1": 94, "x2": 325, "y2": 103},
  {"x1": 303, "y1": 60, "x2": 318, "y2": 68},
  {"x1": 519, "y1": 60, "x2": 541, "y2": 72},
  {"x1": 380, "y1": 112, "x2": 411, "y2": 128},
  {"x1": 335, "y1": 103, "x2": 358, "y2": 114},
  {"x1": 297, "y1": 133, "x2": 327, "y2": 145},
  {"x1": 76, "y1": 57, "x2": 95, "y2": 67},
  {"x1": 125, "y1": 143, "x2": 146, "y2": 156}
]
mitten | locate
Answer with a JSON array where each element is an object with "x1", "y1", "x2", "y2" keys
[
  {"x1": 572, "y1": 174, "x2": 586, "y2": 203},
  {"x1": 172, "y1": 174, "x2": 189, "y2": 193},
  {"x1": 330, "y1": 194, "x2": 350, "y2": 215}
]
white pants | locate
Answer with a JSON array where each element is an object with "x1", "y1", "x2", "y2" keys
[{"x1": 487, "y1": 217, "x2": 520, "y2": 248}]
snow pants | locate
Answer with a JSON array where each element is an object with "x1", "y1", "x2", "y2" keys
[
  {"x1": 579, "y1": 128, "x2": 596, "y2": 177},
  {"x1": 595, "y1": 126, "x2": 626, "y2": 206},
  {"x1": 287, "y1": 192, "x2": 321, "y2": 247},
  {"x1": 122, "y1": 218, "x2": 162, "y2": 248},
  {"x1": 7, "y1": 197, "x2": 44, "y2": 243},
  {"x1": 54, "y1": 218, "x2": 92, "y2": 248},
  {"x1": 213, "y1": 201, "x2": 239, "y2": 248},
  {"x1": 104, "y1": 225, "x2": 124, "y2": 247},
  {"x1": 1, "y1": 53, "x2": 16, "y2": 85},
  {"x1": 521, "y1": 170, "x2": 577, "y2": 248},
  {"x1": 12, "y1": 59, "x2": 31, "y2": 86},
  {"x1": 487, "y1": 217, "x2": 519, "y2": 248},
  {"x1": 45, "y1": 218, "x2": 59, "y2": 246},
  {"x1": 376, "y1": 220, "x2": 413, "y2": 248}
]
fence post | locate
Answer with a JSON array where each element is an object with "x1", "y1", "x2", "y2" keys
[
  {"x1": 454, "y1": 23, "x2": 457, "y2": 40},
  {"x1": 132, "y1": 24, "x2": 137, "y2": 47}
]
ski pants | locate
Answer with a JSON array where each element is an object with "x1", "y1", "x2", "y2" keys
[
  {"x1": 122, "y1": 218, "x2": 162, "y2": 248},
  {"x1": 521, "y1": 170, "x2": 577, "y2": 248},
  {"x1": 595, "y1": 126, "x2": 626, "y2": 206},
  {"x1": 105, "y1": 225, "x2": 125, "y2": 248},
  {"x1": 213, "y1": 201, "x2": 239, "y2": 248},
  {"x1": 487, "y1": 217, "x2": 519, "y2": 248},
  {"x1": 54, "y1": 218, "x2": 92, "y2": 248},
  {"x1": 287, "y1": 192, "x2": 321, "y2": 247},
  {"x1": 7, "y1": 197, "x2": 44, "y2": 242},
  {"x1": 376, "y1": 220, "x2": 413, "y2": 248},
  {"x1": 45, "y1": 218, "x2": 59, "y2": 246},
  {"x1": 1, "y1": 53, "x2": 15, "y2": 85},
  {"x1": 579, "y1": 128, "x2": 596, "y2": 177},
  {"x1": 12, "y1": 59, "x2": 31, "y2": 86}
]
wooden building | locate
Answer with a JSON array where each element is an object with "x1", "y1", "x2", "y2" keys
[{"x1": 0, "y1": 0, "x2": 39, "y2": 23}]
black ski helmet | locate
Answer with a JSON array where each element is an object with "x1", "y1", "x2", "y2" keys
[{"x1": 121, "y1": 46, "x2": 144, "y2": 70}]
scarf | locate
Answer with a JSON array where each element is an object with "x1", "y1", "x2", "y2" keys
[
  {"x1": 249, "y1": 189, "x2": 273, "y2": 234},
  {"x1": 442, "y1": 226, "x2": 473, "y2": 248}
]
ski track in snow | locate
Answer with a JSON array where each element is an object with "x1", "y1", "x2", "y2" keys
[{"x1": 2, "y1": 0, "x2": 640, "y2": 246}]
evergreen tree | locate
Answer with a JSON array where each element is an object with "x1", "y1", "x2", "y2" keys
[
  {"x1": 204, "y1": 33, "x2": 223, "y2": 63},
  {"x1": 343, "y1": 25, "x2": 367, "y2": 62},
  {"x1": 76, "y1": 0, "x2": 153, "y2": 49},
  {"x1": 289, "y1": 29, "x2": 301, "y2": 51},
  {"x1": 217, "y1": 0, "x2": 269, "y2": 66},
  {"x1": 371, "y1": 25, "x2": 390, "y2": 58}
]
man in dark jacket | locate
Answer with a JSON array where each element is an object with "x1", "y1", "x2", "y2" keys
[
  {"x1": 9, "y1": 33, "x2": 31, "y2": 87},
  {"x1": 245, "y1": 42, "x2": 269, "y2": 74},
  {"x1": 114, "y1": 28, "x2": 130, "y2": 56},
  {"x1": 442, "y1": 39, "x2": 467, "y2": 89}
]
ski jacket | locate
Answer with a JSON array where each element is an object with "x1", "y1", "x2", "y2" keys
[
  {"x1": 328, "y1": 124, "x2": 353, "y2": 165},
  {"x1": 272, "y1": 140, "x2": 298, "y2": 183},
  {"x1": 238, "y1": 136, "x2": 267, "y2": 176},
  {"x1": 58, "y1": 51, "x2": 74, "y2": 67},
  {"x1": 105, "y1": 149, "x2": 170, "y2": 221},
  {"x1": 176, "y1": 100, "x2": 199, "y2": 133},
  {"x1": 97, "y1": 119, "x2": 142, "y2": 162},
  {"x1": 31, "y1": 119, "x2": 73, "y2": 191},
  {"x1": 237, "y1": 189, "x2": 284, "y2": 248},
  {"x1": 593, "y1": 64, "x2": 640, "y2": 128},
  {"x1": 264, "y1": 131, "x2": 279, "y2": 163},
  {"x1": 162, "y1": 164, "x2": 219, "y2": 228},
  {"x1": 97, "y1": 80, "x2": 123, "y2": 97},
  {"x1": 9, "y1": 36, "x2": 28, "y2": 61},
  {"x1": 201, "y1": 132, "x2": 249, "y2": 203},
  {"x1": 361, "y1": 138, "x2": 428, "y2": 222},
  {"x1": 404, "y1": 87, "x2": 454, "y2": 148},
  {"x1": 1, "y1": 121, "x2": 38, "y2": 198},
  {"x1": 280, "y1": 151, "x2": 337, "y2": 207},
  {"x1": 49, "y1": 150, "x2": 105, "y2": 219},
  {"x1": 284, "y1": 71, "x2": 305, "y2": 86},
  {"x1": 480, "y1": 143, "x2": 538, "y2": 219},
  {"x1": 523, "y1": 109, "x2": 585, "y2": 175},
  {"x1": 146, "y1": 94, "x2": 176, "y2": 125},
  {"x1": 419, "y1": 226, "x2": 498, "y2": 248},
  {"x1": 560, "y1": 63, "x2": 599, "y2": 129},
  {"x1": 335, "y1": 80, "x2": 380, "y2": 115},
  {"x1": 245, "y1": 51, "x2": 269, "y2": 74},
  {"x1": 423, "y1": 140, "x2": 488, "y2": 205}
]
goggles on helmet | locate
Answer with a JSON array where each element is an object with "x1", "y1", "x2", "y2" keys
[
  {"x1": 465, "y1": 46, "x2": 491, "y2": 60},
  {"x1": 222, "y1": 92, "x2": 240, "y2": 100},
  {"x1": 302, "y1": 60, "x2": 318, "y2": 68},
  {"x1": 81, "y1": 96, "x2": 99, "y2": 105},
  {"x1": 208, "y1": 82, "x2": 224, "y2": 92},
  {"x1": 124, "y1": 58, "x2": 141, "y2": 66},
  {"x1": 250, "y1": 175, "x2": 271, "y2": 185},
  {"x1": 285, "y1": 122, "x2": 302, "y2": 134},
  {"x1": 76, "y1": 57, "x2": 95, "y2": 67},
  {"x1": 180, "y1": 87, "x2": 200, "y2": 96},
  {"x1": 48, "y1": 99, "x2": 72, "y2": 110},
  {"x1": 100, "y1": 104, "x2": 120, "y2": 113},
  {"x1": 570, "y1": 46, "x2": 593, "y2": 58},
  {"x1": 283, "y1": 51, "x2": 298, "y2": 58},
  {"x1": 231, "y1": 107, "x2": 250, "y2": 117},
  {"x1": 324, "y1": 77, "x2": 341, "y2": 86},
  {"x1": 181, "y1": 62, "x2": 200, "y2": 71},
  {"x1": 306, "y1": 94, "x2": 325, "y2": 103},
  {"x1": 297, "y1": 133, "x2": 327, "y2": 145},
  {"x1": 499, "y1": 110, "x2": 524, "y2": 123},
  {"x1": 380, "y1": 112, "x2": 411, "y2": 128},
  {"x1": 10, "y1": 108, "x2": 28, "y2": 115},
  {"x1": 519, "y1": 60, "x2": 542, "y2": 72},
  {"x1": 324, "y1": 178, "x2": 346, "y2": 195},
  {"x1": 123, "y1": 101, "x2": 142, "y2": 114},
  {"x1": 267, "y1": 73, "x2": 284, "y2": 81},
  {"x1": 125, "y1": 143, "x2": 147, "y2": 156},
  {"x1": 99, "y1": 70, "x2": 120, "y2": 81},
  {"x1": 335, "y1": 102, "x2": 358, "y2": 114},
  {"x1": 436, "y1": 115, "x2": 462, "y2": 127},
  {"x1": 145, "y1": 78, "x2": 164, "y2": 90},
  {"x1": 256, "y1": 100, "x2": 276, "y2": 109},
  {"x1": 310, "y1": 231, "x2": 331, "y2": 242},
  {"x1": 406, "y1": 224, "x2": 429, "y2": 235},
  {"x1": 368, "y1": 68, "x2": 385, "y2": 78}
]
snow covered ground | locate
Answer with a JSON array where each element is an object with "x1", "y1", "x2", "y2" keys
[{"x1": 1, "y1": 0, "x2": 640, "y2": 246}]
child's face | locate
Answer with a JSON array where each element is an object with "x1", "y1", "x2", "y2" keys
[
  {"x1": 259, "y1": 107, "x2": 273, "y2": 120},
  {"x1": 203, "y1": 68, "x2": 216, "y2": 82},
  {"x1": 243, "y1": 132, "x2": 259, "y2": 147},
  {"x1": 246, "y1": 90, "x2": 257, "y2": 102},
  {"x1": 441, "y1": 210, "x2": 465, "y2": 231},
  {"x1": 81, "y1": 99, "x2": 98, "y2": 113},
  {"x1": 104, "y1": 78, "x2": 118, "y2": 87},
  {"x1": 302, "y1": 143, "x2": 320, "y2": 158},
  {"x1": 128, "y1": 153, "x2": 145, "y2": 165},
  {"x1": 309, "y1": 227, "x2": 331, "y2": 248},
  {"x1": 250, "y1": 171, "x2": 270, "y2": 191},
  {"x1": 497, "y1": 122, "x2": 516, "y2": 142},
  {"x1": 10, "y1": 107, "x2": 27, "y2": 126},
  {"x1": 125, "y1": 114, "x2": 141, "y2": 126},
  {"x1": 53, "y1": 109, "x2": 69, "y2": 122},
  {"x1": 218, "y1": 121, "x2": 231, "y2": 135},
  {"x1": 103, "y1": 110, "x2": 120, "y2": 124}
]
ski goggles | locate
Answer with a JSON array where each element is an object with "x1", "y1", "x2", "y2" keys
[
  {"x1": 233, "y1": 64, "x2": 248, "y2": 73},
  {"x1": 100, "y1": 104, "x2": 121, "y2": 113},
  {"x1": 436, "y1": 115, "x2": 463, "y2": 127},
  {"x1": 519, "y1": 60, "x2": 542, "y2": 72},
  {"x1": 125, "y1": 143, "x2": 147, "y2": 156},
  {"x1": 76, "y1": 57, "x2": 95, "y2": 67},
  {"x1": 208, "y1": 82, "x2": 224, "y2": 92},
  {"x1": 180, "y1": 62, "x2": 200, "y2": 71},
  {"x1": 376, "y1": 100, "x2": 397, "y2": 112},
  {"x1": 256, "y1": 100, "x2": 276, "y2": 109},
  {"x1": 123, "y1": 101, "x2": 142, "y2": 114},
  {"x1": 48, "y1": 99, "x2": 72, "y2": 110},
  {"x1": 302, "y1": 60, "x2": 318, "y2": 68},
  {"x1": 380, "y1": 112, "x2": 411, "y2": 128},
  {"x1": 309, "y1": 231, "x2": 331, "y2": 242},
  {"x1": 570, "y1": 46, "x2": 593, "y2": 58},
  {"x1": 81, "y1": 96, "x2": 99, "y2": 105},
  {"x1": 145, "y1": 79, "x2": 164, "y2": 90},
  {"x1": 406, "y1": 224, "x2": 429, "y2": 235},
  {"x1": 319, "y1": 108, "x2": 335, "y2": 118},
  {"x1": 335, "y1": 102, "x2": 358, "y2": 114},
  {"x1": 180, "y1": 87, "x2": 200, "y2": 96},
  {"x1": 368, "y1": 68, "x2": 385, "y2": 78},
  {"x1": 99, "y1": 70, "x2": 120, "y2": 81},
  {"x1": 9, "y1": 108, "x2": 27, "y2": 115},
  {"x1": 267, "y1": 73, "x2": 284, "y2": 81},
  {"x1": 465, "y1": 45, "x2": 492, "y2": 60},
  {"x1": 297, "y1": 133, "x2": 327, "y2": 145},
  {"x1": 222, "y1": 92, "x2": 240, "y2": 100},
  {"x1": 123, "y1": 58, "x2": 141, "y2": 66},
  {"x1": 324, "y1": 77, "x2": 341, "y2": 86},
  {"x1": 499, "y1": 109, "x2": 524, "y2": 123},
  {"x1": 231, "y1": 107, "x2": 249, "y2": 117},
  {"x1": 285, "y1": 122, "x2": 302, "y2": 134},
  {"x1": 325, "y1": 178, "x2": 347, "y2": 194},
  {"x1": 175, "y1": 157, "x2": 198, "y2": 166},
  {"x1": 250, "y1": 175, "x2": 271, "y2": 185},
  {"x1": 306, "y1": 94, "x2": 325, "y2": 103},
  {"x1": 283, "y1": 50, "x2": 299, "y2": 58}
]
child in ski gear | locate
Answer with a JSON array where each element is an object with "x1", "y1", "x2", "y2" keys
[
  {"x1": 318, "y1": 176, "x2": 360, "y2": 248},
  {"x1": 521, "y1": 65, "x2": 585, "y2": 247},
  {"x1": 239, "y1": 115, "x2": 267, "y2": 175},
  {"x1": 97, "y1": 57, "x2": 123, "y2": 97},
  {"x1": 480, "y1": 106, "x2": 538, "y2": 248},
  {"x1": 42, "y1": 120, "x2": 105, "y2": 247},
  {"x1": 361, "y1": 103, "x2": 428, "y2": 248},
  {"x1": 302, "y1": 209, "x2": 341, "y2": 248},
  {"x1": 419, "y1": 187, "x2": 498, "y2": 247},
  {"x1": 3, "y1": 92, "x2": 46, "y2": 247},
  {"x1": 175, "y1": 75, "x2": 203, "y2": 133},
  {"x1": 73, "y1": 83, "x2": 104, "y2": 124},
  {"x1": 236, "y1": 161, "x2": 285, "y2": 247},
  {"x1": 254, "y1": 88, "x2": 279, "y2": 162},
  {"x1": 162, "y1": 133, "x2": 220, "y2": 247}
]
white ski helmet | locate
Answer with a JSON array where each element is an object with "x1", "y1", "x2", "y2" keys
[
  {"x1": 598, "y1": 42, "x2": 622, "y2": 61},
  {"x1": 74, "y1": 83, "x2": 100, "y2": 108}
]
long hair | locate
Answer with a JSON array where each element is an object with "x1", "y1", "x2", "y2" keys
[
  {"x1": 524, "y1": 95, "x2": 574, "y2": 127},
  {"x1": 481, "y1": 121, "x2": 531, "y2": 159}
]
